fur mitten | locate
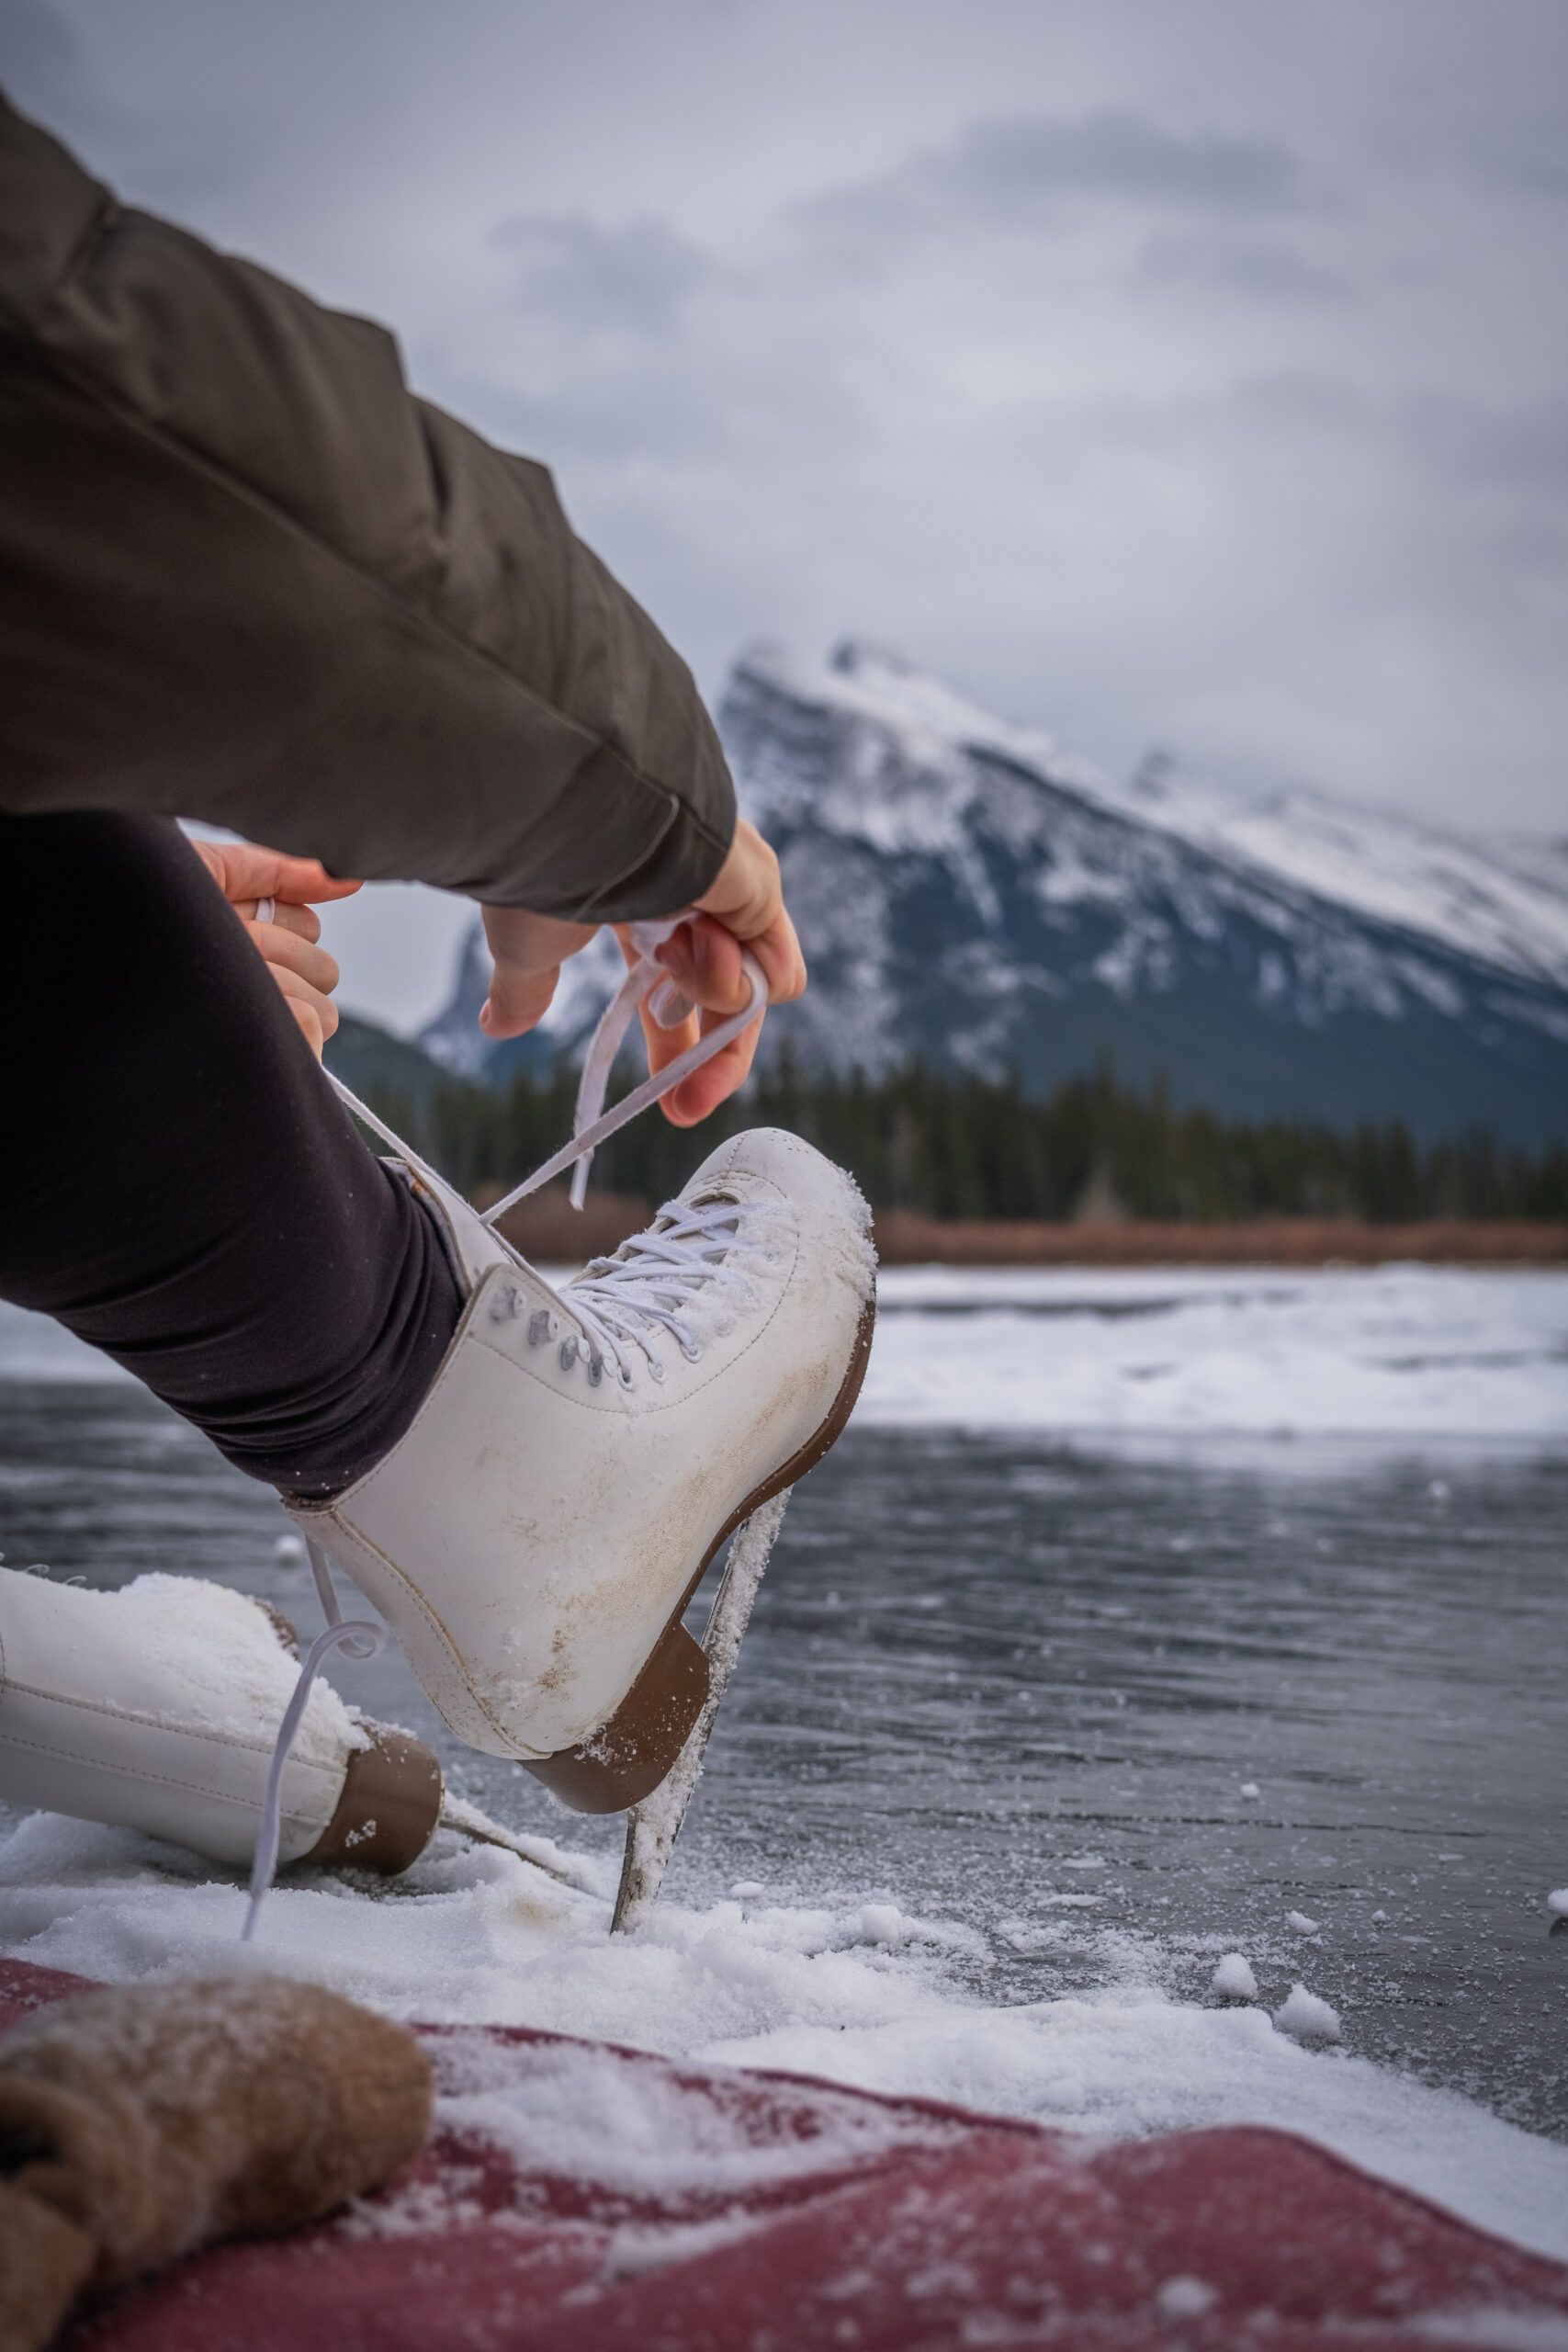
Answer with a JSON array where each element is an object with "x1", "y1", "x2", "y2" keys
[{"x1": 0, "y1": 1976, "x2": 432, "y2": 2351}]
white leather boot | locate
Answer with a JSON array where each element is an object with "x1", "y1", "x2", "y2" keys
[
  {"x1": 0, "y1": 1568, "x2": 442, "y2": 1872},
  {"x1": 290, "y1": 1128, "x2": 875, "y2": 1811}
]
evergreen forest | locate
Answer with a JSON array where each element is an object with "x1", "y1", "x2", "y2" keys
[{"x1": 359, "y1": 1055, "x2": 1568, "y2": 1224}]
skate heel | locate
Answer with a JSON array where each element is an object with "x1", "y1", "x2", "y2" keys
[{"x1": 523, "y1": 1618, "x2": 710, "y2": 1813}]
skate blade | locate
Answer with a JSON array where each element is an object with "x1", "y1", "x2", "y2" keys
[{"x1": 611, "y1": 1490, "x2": 790, "y2": 1936}]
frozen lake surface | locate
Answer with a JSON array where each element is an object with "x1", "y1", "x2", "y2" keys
[{"x1": 0, "y1": 1265, "x2": 1564, "y2": 2257}]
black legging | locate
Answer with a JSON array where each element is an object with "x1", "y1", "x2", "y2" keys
[{"x1": 0, "y1": 812, "x2": 463, "y2": 1496}]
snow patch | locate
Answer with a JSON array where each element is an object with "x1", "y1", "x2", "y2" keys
[
  {"x1": 2, "y1": 1812, "x2": 1564, "y2": 2267},
  {"x1": 1274, "y1": 1984, "x2": 1342, "y2": 2043},
  {"x1": 1211, "y1": 1953, "x2": 1258, "y2": 2003},
  {"x1": 859, "y1": 1266, "x2": 1568, "y2": 1441}
]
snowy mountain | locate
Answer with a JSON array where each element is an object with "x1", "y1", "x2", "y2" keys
[{"x1": 419, "y1": 642, "x2": 1568, "y2": 1144}]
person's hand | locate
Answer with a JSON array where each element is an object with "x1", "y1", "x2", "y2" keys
[
  {"x1": 628, "y1": 819, "x2": 807, "y2": 1126},
  {"x1": 478, "y1": 820, "x2": 806, "y2": 1125},
  {"x1": 190, "y1": 839, "x2": 362, "y2": 1058},
  {"x1": 479, "y1": 909, "x2": 600, "y2": 1039}
]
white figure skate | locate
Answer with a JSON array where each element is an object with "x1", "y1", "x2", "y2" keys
[
  {"x1": 288, "y1": 1125, "x2": 874, "y2": 1812},
  {"x1": 0, "y1": 1567, "x2": 442, "y2": 1874}
]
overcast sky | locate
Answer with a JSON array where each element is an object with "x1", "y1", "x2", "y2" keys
[{"x1": 5, "y1": 0, "x2": 1566, "y2": 1030}]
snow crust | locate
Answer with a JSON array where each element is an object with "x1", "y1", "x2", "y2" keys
[
  {"x1": 861, "y1": 1265, "x2": 1568, "y2": 1441},
  {"x1": 1, "y1": 1811, "x2": 1565, "y2": 2267}
]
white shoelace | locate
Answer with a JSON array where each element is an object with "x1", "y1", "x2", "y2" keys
[
  {"x1": 243, "y1": 912, "x2": 768, "y2": 1937},
  {"x1": 559, "y1": 1195, "x2": 765, "y2": 1389}
]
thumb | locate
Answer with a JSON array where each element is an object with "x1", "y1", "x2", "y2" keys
[{"x1": 480, "y1": 961, "x2": 561, "y2": 1039}]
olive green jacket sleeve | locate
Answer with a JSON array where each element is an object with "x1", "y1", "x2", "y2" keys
[{"x1": 0, "y1": 95, "x2": 735, "y2": 916}]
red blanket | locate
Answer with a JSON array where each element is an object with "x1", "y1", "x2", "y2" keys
[{"x1": 4, "y1": 1956, "x2": 1563, "y2": 2351}]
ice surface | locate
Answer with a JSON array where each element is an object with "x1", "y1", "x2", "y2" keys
[
  {"x1": 860, "y1": 1267, "x2": 1568, "y2": 1442},
  {"x1": 1, "y1": 1810, "x2": 1564, "y2": 2267}
]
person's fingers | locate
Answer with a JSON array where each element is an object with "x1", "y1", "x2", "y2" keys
[
  {"x1": 243, "y1": 920, "x2": 341, "y2": 1001},
  {"x1": 266, "y1": 962, "x2": 337, "y2": 1053},
  {"x1": 655, "y1": 910, "x2": 804, "y2": 1012},
  {"x1": 480, "y1": 961, "x2": 562, "y2": 1038},
  {"x1": 657, "y1": 1009, "x2": 765, "y2": 1126},
  {"x1": 194, "y1": 838, "x2": 363, "y2": 909},
  {"x1": 648, "y1": 917, "x2": 749, "y2": 1017},
  {"x1": 692, "y1": 817, "x2": 780, "y2": 935},
  {"x1": 479, "y1": 908, "x2": 599, "y2": 1039},
  {"x1": 690, "y1": 821, "x2": 807, "y2": 993},
  {"x1": 630, "y1": 952, "x2": 766, "y2": 1125},
  {"x1": 285, "y1": 995, "x2": 327, "y2": 1057},
  {"x1": 247, "y1": 899, "x2": 321, "y2": 944}
]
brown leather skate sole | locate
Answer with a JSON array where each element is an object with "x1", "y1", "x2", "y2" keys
[{"x1": 524, "y1": 1289, "x2": 877, "y2": 1813}]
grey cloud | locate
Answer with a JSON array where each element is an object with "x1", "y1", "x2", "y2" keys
[
  {"x1": 1472, "y1": 119, "x2": 1568, "y2": 200},
  {"x1": 495, "y1": 212, "x2": 710, "y2": 340},
  {"x1": 808, "y1": 108, "x2": 1318, "y2": 244},
  {"x1": 927, "y1": 111, "x2": 1314, "y2": 217},
  {"x1": 791, "y1": 108, "x2": 1326, "y2": 304},
  {"x1": 1130, "y1": 232, "x2": 1350, "y2": 304}
]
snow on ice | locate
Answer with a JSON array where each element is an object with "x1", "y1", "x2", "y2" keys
[
  {"x1": 1211, "y1": 1953, "x2": 1259, "y2": 2003},
  {"x1": 1274, "y1": 1984, "x2": 1344, "y2": 2044},
  {"x1": 6, "y1": 1260, "x2": 1568, "y2": 1443},
  {"x1": 859, "y1": 1265, "x2": 1568, "y2": 1442},
  {"x1": 1, "y1": 1808, "x2": 1565, "y2": 2269}
]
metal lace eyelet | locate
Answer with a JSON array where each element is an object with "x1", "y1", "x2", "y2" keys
[
  {"x1": 680, "y1": 1339, "x2": 702, "y2": 1363},
  {"x1": 528, "y1": 1309, "x2": 554, "y2": 1347},
  {"x1": 618, "y1": 1364, "x2": 636, "y2": 1390},
  {"x1": 649, "y1": 1359, "x2": 666, "y2": 1385},
  {"x1": 558, "y1": 1335, "x2": 579, "y2": 1372},
  {"x1": 586, "y1": 1353, "x2": 604, "y2": 1387}
]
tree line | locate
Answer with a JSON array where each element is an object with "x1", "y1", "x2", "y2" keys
[{"x1": 362, "y1": 1054, "x2": 1568, "y2": 1224}]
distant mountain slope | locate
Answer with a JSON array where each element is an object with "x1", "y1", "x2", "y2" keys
[
  {"x1": 717, "y1": 643, "x2": 1568, "y2": 1145},
  {"x1": 416, "y1": 642, "x2": 1568, "y2": 1145},
  {"x1": 736, "y1": 646, "x2": 1568, "y2": 991}
]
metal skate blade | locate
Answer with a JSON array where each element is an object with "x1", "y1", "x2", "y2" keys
[{"x1": 611, "y1": 1490, "x2": 791, "y2": 1936}]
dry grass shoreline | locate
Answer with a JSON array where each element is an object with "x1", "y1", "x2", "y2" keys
[{"x1": 477, "y1": 1184, "x2": 1568, "y2": 1269}]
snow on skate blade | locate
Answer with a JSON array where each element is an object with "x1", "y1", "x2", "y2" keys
[{"x1": 2, "y1": 1808, "x2": 1566, "y2": 2267}]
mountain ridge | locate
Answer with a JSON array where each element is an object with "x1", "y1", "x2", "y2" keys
[{"x1": 412, "y1": 643, "x2": 1568, "y2": 1146}]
